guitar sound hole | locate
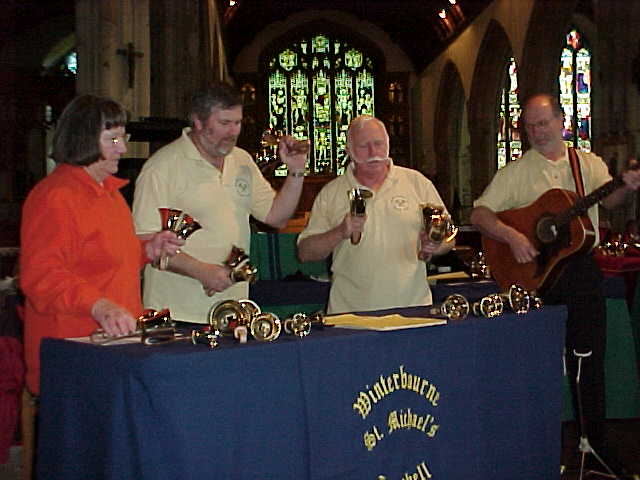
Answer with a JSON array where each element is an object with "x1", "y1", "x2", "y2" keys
[{"x1": 536, "y1": 216, "x2": 559, "y2": 244}]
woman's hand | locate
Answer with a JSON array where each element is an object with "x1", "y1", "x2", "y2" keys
[
  {"x1": 91, "y1": 298, "x2": 137, "y2": 337},
  {"x1": 145, "y1": 230, "x2": 185, "y2": 262}
]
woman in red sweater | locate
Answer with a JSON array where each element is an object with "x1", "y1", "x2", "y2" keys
[{"x1": 20, "y1": 95, "x2": 183, "y2": 396}]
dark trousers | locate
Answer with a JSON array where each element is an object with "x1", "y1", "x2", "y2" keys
[{"x1": 543, "y1": 254, "x2": 607, "y2": 450}]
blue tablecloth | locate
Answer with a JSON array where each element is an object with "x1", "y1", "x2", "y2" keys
[{"x1": 38, "y1": 305, "x2": 566, "y2": 480}]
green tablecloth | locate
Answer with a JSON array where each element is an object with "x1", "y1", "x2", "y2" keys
[
  {"x1": 250, "y1": 232, "x2": 329, "y2": 281},
  {"x1": 563, "y1": 296, "x2": 640, "y2": 419}
]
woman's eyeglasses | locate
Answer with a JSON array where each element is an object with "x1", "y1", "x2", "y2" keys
[{"x1": 110, "y1": 133, "x2": 131, "y2": 145}]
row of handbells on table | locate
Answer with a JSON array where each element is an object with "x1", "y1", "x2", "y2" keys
[
  {"x1": 89, "y1": 299, "x2": 327, "y2": 348},
  {"x1": 89, "y1": 282, "x2": 543, "y2": 349},
  {"x1": 89, "y1": 207, "x2": 540, "y2": 347}
]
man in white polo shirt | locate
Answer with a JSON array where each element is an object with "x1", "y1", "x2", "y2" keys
[
  {"x1": 471, "y1": 93, "x2": 640, "y2": 477},
  {"x1": 297, "y1": 115, "x2": 454, "y2": 314},
  {"x1": 133, "y1": 83, "x2": 308, "y2": 323}
]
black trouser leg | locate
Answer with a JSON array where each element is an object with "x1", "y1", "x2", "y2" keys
[{"x1": 545, "y1": 255, "x2": 607, "y2": 450}]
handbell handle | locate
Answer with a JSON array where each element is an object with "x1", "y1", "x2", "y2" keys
[
  {"x1": 351, "y1": 232, "x2": 362, "y2": 245},
  {"x1": 444, "y1": 224, "x2": 459, "y2": 243}
]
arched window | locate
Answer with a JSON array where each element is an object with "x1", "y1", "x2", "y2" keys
[
  {"x1": 265, "y1": 34, "x2": 376, "y2": 176},
  {"x1": 559, "y1": 28, "x2": 592, "y2": 152},
  {"x1": 51, "y1": 49, "x2": 77, "y2": 77},
  {"x1": 496, "y1": 56, "x2": 522, "y2": 169}
]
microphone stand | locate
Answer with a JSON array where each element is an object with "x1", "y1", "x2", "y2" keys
[{"x1": 570, "y1": 349, "x2": 620, "y2": 480}]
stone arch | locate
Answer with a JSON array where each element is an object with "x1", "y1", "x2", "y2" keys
[
  {"x1": 433, "y1": 61, "x2": 465, "y2": 215},
  {"x1": 518, "y1": 0, "x2": 579, "y2": 100},
  {"x1": 467, "y1": 19, "x2": 513, "y2": 199},
  {"x1": 233, "y1": 10, "x2": 413, "y2": 74}
]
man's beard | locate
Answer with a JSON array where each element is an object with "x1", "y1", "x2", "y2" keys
[{"x1": 212, "y1": 137, "x2": 237, "y2": 157}]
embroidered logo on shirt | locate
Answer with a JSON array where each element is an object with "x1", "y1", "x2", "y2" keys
[
  {"x1": 235, "y1": 178, "x2": 250, "y2": 196},
  {"x1": 392, "y1": 195, "x2": 409, "y2": 210}
]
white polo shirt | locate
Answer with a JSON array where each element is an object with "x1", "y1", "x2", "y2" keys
[
  {"x1": 133, "y1": 128, "x2": 276, "y2": 323},
  {"x1": 473, "y1": 147, "x2": 611, "y2": 244},
  {"x1": 298, "y1": 160, "x2": 447, "y2": 314}
]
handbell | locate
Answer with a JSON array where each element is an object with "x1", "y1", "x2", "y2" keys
[
  {"x1": 499, "y1": 284, "x2": 531, "y2": 314},
  {"x1": 137, "y1": 308, "x2": 174, "y2": 331},
  {"x1": 250, "y1": 312, "x2": 282, "y2": 342},
  {"x1": 207, "y1": 299, "x2": 253, "y2": 336},
  {"x1": 261, "y1": 128, "x2": 310, "y2": 155},
  {"x1": 467, "y1": 250, "x2": 491, "y2": 279},
  {"x1": 191, "y1": 325, "x2": 221, "y2": 349},
  {"x1": 257, "y1": 128, "x2": 310, "y2": 174},
  {"x1": 225, "y1": 245, "x2": 258, "y2": 283},
  {"x1": 308, "y1": 311, "x2": 327, "y2": 329},
  {"x1": 421, "y1": 204, "x2": 458, "y2": 244},
  {"x1": 155, "y1": 208, "x2": 202, "y2": 270},
  {"x1": 90, "y1": 308, "x2": 175, "y2": 345},
  {"x1": 439, "y1": 294, "x2": 470, "y2": 321},
  {"x1": 284, "y1": 313, "x2": 311, "y2": 338},
  {"x1": 529, "y1": 291, "x2": 544, "y2": 310},
  {"x1": 471, "y1": 294, "x2": 504, "y2": 318},
  {"x1": 158, "y1": 208, "x2": 202, "y2": 239},
  {"x1": 348, "y1": 187, "x2": 373, "y2": 245}
]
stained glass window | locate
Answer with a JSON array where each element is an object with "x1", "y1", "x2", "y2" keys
[
  {"x1": 51, "y1": 49, "x2": 77, "y2": 77},
  {"x1": 497, "y1": 57, "x2": 522, "y2": 169},
  {"x1": 559, "y1": 28, "x2": 592, "y2": 152},
  {"x1": 266, "y1": 34, "x2": 375, "y2": 176}
]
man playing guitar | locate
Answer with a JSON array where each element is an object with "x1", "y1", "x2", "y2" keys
[{"x1": 471, "y1": 93, "x2": 640, "y2": 476}]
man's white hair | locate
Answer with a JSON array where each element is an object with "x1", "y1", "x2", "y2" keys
[{"x1": 346, "y1": 115, "x2": 389, "y2": 160}]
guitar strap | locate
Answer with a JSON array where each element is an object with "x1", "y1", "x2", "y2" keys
[{"x1": 568, "y1": 147, "x2": 586, "y2": 197}]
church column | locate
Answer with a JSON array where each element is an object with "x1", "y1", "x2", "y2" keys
[
  {"x1": 149, "y1": 0, "x2": 218, "y2": 120},
  {"x1": 75, "y1": 0, "x2": 150, "y2": 120}
]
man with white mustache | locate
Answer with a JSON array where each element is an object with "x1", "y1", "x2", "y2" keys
[
  {"x1": 133, "y1": 83, "x2": 308, "y2": 324},
  {"x1": 298, "y1": 115, "x2": 454, "y2": 314}
]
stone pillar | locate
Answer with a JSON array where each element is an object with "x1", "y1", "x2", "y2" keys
[
  {"x1": 75, "y1": 0, "x2": 150, "y2": 120},
  {"x1": 148, "y1": 0, "x2": 229, "y2": 120}
]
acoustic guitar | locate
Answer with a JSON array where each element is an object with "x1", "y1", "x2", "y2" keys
[{"x1": 481, "y1": 171, "x2": 632, "y2": 294}]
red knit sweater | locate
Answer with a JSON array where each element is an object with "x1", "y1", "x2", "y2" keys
[{"x1": 20, "y1": 164, "x2": 148, "y2": 394}]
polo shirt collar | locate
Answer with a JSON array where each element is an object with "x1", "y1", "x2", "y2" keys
[
  {"x1": 533, "y1": 145, "x2": 569, "y2": 167},
  {"x1": 180, "y1": 127, "x2": 231, "y2": 174},
  {"x1": 179, "y1": 127, "x2": 204, "y2": 164}
]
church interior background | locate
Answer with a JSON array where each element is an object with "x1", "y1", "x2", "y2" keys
[{"x1": 2, "y1": 0, "x2": 640, "y2": 247}]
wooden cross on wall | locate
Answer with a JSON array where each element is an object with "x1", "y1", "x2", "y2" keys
[{"x1": 116, "y1": 42, "x2": 144, "y2": 88}]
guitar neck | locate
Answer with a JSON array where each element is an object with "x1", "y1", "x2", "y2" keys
[{"x1": 557, "y1": 164, "x2": 638, "y2": 225}]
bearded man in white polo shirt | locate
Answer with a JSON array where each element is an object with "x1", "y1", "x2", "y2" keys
[
  {"x1": 297, "y1": 115, "x2": 454, "y2": 314},
  {"x1": 133, "y1": 83, "x2": 308, "y2": 324}
]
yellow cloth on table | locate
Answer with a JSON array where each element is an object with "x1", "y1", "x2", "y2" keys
[
  {"x1": 428, "y1": 271, "x2": 470, "y2": 285},
  {"x1": 326, "y1": 313, "x2": 446, "y2": 331}
]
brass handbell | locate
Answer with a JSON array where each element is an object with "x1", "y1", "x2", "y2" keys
[
  {"x1": 467, "y1": 250, "x2": 491, "y2": 279},
  {"x1": 499, "y1": 284, "x2": 531, "y2": 314},
  {"x1": 250, "y1": 312, "x2": 282, "y2": 342},
  {"x1": 155, "y1": 208, "x2": 202, "y2": 270},
  {"x1": 421, "y1": 204, "x2": 458, "y2": 244},
  {"x1": 438, "y1": 294, "x2": 470, "y2": 321},
  {"x1": 471, "y1": 294, "x2": 504, "y2": 318},
  {"x1": 90, "y1": 308, "x2": 176, "y2": 345},
  {"x1": 191, "y1": 325, "x2": 221, "y2": 349},
  {"x1": 207, "y1": 299, "x2": 254, "y2": 336},
  {"x1": 257, "y1": 128, "x2": 310, "y2": 174},
  {"x1": 284, "y1": 313, "x2": 311, "y2": 338},
  {"x1": 225, "y1": 245, "x2": 258, "y2": 283},
  {"x1": 529, "y1": 291, "x2": 544, "y2": 310},
  {"x1": 348, "y1": 187, "x2": 373, "y2": 245}
]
